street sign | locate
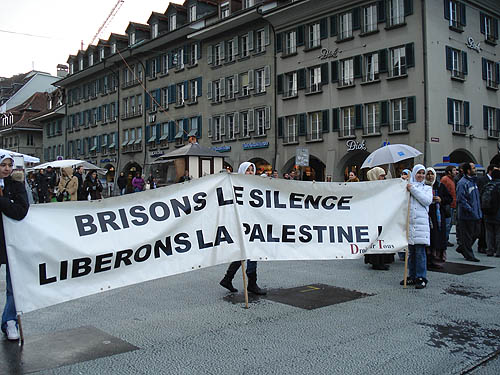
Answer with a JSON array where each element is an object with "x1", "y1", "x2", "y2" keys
[{"x1": 295, "y1": 148, "x2": 309, "y2": 167}]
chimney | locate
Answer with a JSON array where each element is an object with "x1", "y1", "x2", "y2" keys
[{"x1": 56, "y1": 64, "x2": 69, "y2": 78}]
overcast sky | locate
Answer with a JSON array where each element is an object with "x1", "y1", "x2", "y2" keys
[{"x1": 0, "y1": 0, "x2": 182, "y2": 78}]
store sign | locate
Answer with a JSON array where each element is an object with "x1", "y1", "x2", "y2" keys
[
  {"x1": 212, "y1": 146, "x2": 231, "y2": 153},
  {"x1": 295, "y1": 147, "x2": 309, "y2": 167},
  {"x1": 346, "y1": 140, "x2": 367, "y2": 151},
  {"x1": 318, "y1": 48, "x2": 341, "y2": 60},
  {"x1": 150, "y1": 152, "x2": 164, "y2": 158},
  {"x1": 465, "y1": 37, "x2": 481, "y2": 53},
  {"x1": 431, "y1": 137, "x2": 440, "y2": 143},
  {"x1": 100, "y1": 158, "x2": 117, "y2": 163},
  {"x1": 243, "y1": 142, "x2": 269, "y2": 150}
]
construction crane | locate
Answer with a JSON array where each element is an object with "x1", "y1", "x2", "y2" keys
[{"x1": 88, "y1": 0, "x2": 125, "y2": 47}]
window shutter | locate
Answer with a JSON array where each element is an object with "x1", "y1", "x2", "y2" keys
[
  {"x1": 331, "y1": 61, "x2": 339, "y2": 82},
  {"x1": 278, "y1": 117, "x2": 284, "y2": 138},
  {"x1": 156, "y1": 123, "x2": 161, "y2": 142},
  {"x1": 220, "y1": 41, "x2": 225, "y2": 62},
  {"x1": 445, "y1": 46, "x2": 452, "y2": 71},
  {"x1": 483, "y1": 105, "x2": 488, "y2": 130},
  {"x1": 233, "y1": 37, "x2": 239, "y2": 56},
  {"x1": 321, "y1": 63, "x2": 329, "y2": 84},
  {"x1": 447, "y1": 98, "x2": 453, "y2": 125},
  {"x1": 407, "y1": 96, "x2": 416, "y2": 123},
  {"x1": 197, "y1": 116, "x2": 202, "y2": 138},
  {"x1": 146, "y1": 125, "x2": 150, "y2": 141},
  {"x1": 234, "y1": 74, "x2": 240, "y2": 93},
  {"x1": 264, "y1": 25, "x2": 270, "y2": 46},
  {"x1": 377, "y1": 1, "x2": 386, "y2": 22},
  {"x1": 380, "y1": 101, "x2": 389, "y2": 125},
  {"x1": 265, "y1": 106, "x2": 271, "y2": 130},
  {"x1": 170, "y1": 84, "x2": 176, "y2": 104},
  {"x1": 208, "y1": 118, "x2": 213, "y2": 138},
  {"x1": 157, "y1": 56, "x2": 162, "y2": 73},
  {"x1": 464, "y1": 101, "x2": 470, "y2": 127},
  {"x1": 496, "y1": 109, "x2": 500, "y2": 132},
  {"x1": 322, "y1": 110, "x2": 329, "y2": 133},
  {"x1": 353, "y1": 8, "x2": 361, "y2": 30},
  {"x1": 265, "y1": 65, "x2": 271, "y2": 86},
  {"x1": 248, "y1": 69, "x2": 254, "y2": 89},
  {"x1": 248, "y1": 110, "x2": 254, "y2": 132},
  {"x1": 298, "y1": 68, "x2": 306, "y2": 89},
  {"x1": 496, "y1": 63, "x2": 500, "y2": 85},
  {"x1": 354, "y1": 55, "x2": 362, "y2": 78},
  {"x1": 197, "y1": 77, "x2": 202, "y2": 97},
  {"x1": 298, "y1": 113, "x2": 307, "y2": 135},
  {"x1": 220, "y1": 78, "x2": 226, "y2": 96},
  {"x1": 248, "y1": 31, "x2": 254, "y2": 51},
  {"x1": 355, "y1": 104, "x2": 363, "y2": 129},
  {"x1": 277, "y1": 74, "x2": 284, "y2": 94},
  {"x1": 183, "y1": 119, "x2": 189, "y2": 139},
  {"x1": 208, "y1": 45, "x2": 213, "y2": 64},
  {"x1": 462, "y1": 51, "x2": 467, "y2": 75},
  {"x1": 378, "y1": 49, "x2": 388, "y2": 72},
  {"x1": 494, "y1": 18, "x2": 499, "y2": 40},
  {"x1": 297, "y1": 25, "x2": 305, "y2": 46},
  {"x1": 332, "y1": 108, "x2": 339, "y2": 131},
  {"x1": 146, "y1": 60, "x2": 151, "y2": 77},
  {"x1": 406, "y1": 43, "x2": 414, "y2": 68},
  {"x1": 330, "y1": 15, "x2": 338, "y2": 37},
  {"x1": 320, "y1": 18, "x2": 328, "y2": 39},
  {"x1": 207, "y1": 81, "x2": 212, "y2": 100},
  {"x1": 184, "y1": 81, "x2": 189, "y2": 100},
  {"x1": 276, "y1": 33, "x2": 282, "y2": 53},
  {"x1": 404, "y1": 0, "x2": 413, "y2": 16},
  {"x1": 444, "y1": 0, "x2": 450, "y2": 20},
  {"x1": 482, "y1": 58, "x2": 487, "y2": 80},
  {"x1": 460, "y1": 3, "x2": 466, "y2": 26},
  {"x1": 480, "y1": 13, "x2": 485, "y2": 34}
]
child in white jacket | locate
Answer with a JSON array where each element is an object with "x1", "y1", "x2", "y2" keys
[{"x1": 404, "y1": 164, "x2": 433, "y2": 289}]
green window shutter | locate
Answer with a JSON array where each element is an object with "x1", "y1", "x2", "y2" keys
[
  {"x1": 277, "y1": 74, "x2": 284, "y2": 94},
  {"x1": 331, "y1": 61, "x2": 339, "y2": 82},
  {"x1": 380, "y1": 101, "x2": 389, "y2": 125},
  {"x1": 322, "y1": 110, "x2": 329, "y2": 133},
  {"x1": 378, "y1": 49, "x2": 388, "y2": 73},
  {"x1": 483, "y1": 105, "x2": 488, "y2": 130},
  {"x1": 321, "y1": 63, "x2": 329, "y2": 84},
  {"x1": 298, "y1": 113, "x2": 307, "y2": 135},
  {"x1": 406, "y1": 43, "x2": 415, "y2": 68},
  {"x1": 404, "y1": 0, "x2": 413, "y2": 17},
  {"x1": 330, "y1": 15, "x2": 338, "y2": 37},
  {"x1": 320, "y1": 18, "x2": 328, "y2": 39},
  {"x1": 278, "y1": 117, "x2": 284, "y2": 138},
  {"x1": 276, "y1": 33, "x2": 282, "y2": 53},
  {"x1": 464, "y1": 101, "x2": 470, "y2": 127},
  {"x1": 354, "y1": 55, "x2": 362, "y2": 78},
  {"x1": 298, "y1": 68, "x2": 306, "y2": 89},
  {"x1": 332, "y1": 108, "x2": 339, "y2": 131},
  {"x1": 352, "y1": 8, "x2": 361, "y2": 30},
  {"x1": 407, "y1": 96, "x2": 416, "y2": 123},
  {"x1": 447, "y1": 98, "x2": 453, "y2": 125},
  {"x1": 355, "y1": 104, "x2": 363, "y2": 129},
  {"x1": 297, "y1": 25, "x2": 305, "y2": 46}
]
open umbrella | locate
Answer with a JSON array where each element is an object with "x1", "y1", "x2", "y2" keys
[
  {"x1": 361, "y1": 144, "x2": 422, "y2": 169},
  {"x1": 0, "y1": 148, "x2": 40, "y2": 163},
  {"x1": 33, "y1": 159, "x2": 107, "y2": 174}
]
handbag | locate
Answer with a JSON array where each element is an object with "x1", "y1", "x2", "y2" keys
[{"x1": 56, "y1": 179, "x2": 71, "y2": 202}]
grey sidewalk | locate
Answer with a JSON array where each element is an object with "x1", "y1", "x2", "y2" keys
[{"x1": 1, "y1": 233, "x2": 499, "y2": 375}]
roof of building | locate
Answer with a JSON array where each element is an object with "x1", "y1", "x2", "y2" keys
[{"x1": 1, "y1": 92, "x2": 47, "y2": 131}]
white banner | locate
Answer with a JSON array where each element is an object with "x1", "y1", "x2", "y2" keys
[{"x1": 4, "y1": 173, "x2": 408, "y2": 313}]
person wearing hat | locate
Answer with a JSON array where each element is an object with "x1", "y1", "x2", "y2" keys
[{"x1": 0, "y1": 154, "x2": 29, "y2": 340}]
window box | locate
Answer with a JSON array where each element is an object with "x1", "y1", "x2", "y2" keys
[
  {"x1": 305, "y1": 84, "x2": 323, "y2": 95},
  {"x1": 336, "y1": 36, "x2": 354, "y2": 44},
  {"x1": 385, "y1": 22, "x2": 406, "y2": 31},
  {"x1": 359, "y1": 30, "x2": 379, "y2": 37},
  {"x1": 387, "y1": 73, "x2": 408, "y2": 81}
]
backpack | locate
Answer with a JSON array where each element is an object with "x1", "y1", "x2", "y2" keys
[{"x1": 481, "y1": 181, "x2": 500, "y2": 216}]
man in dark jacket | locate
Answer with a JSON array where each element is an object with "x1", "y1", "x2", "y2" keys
[
  {"x1": 35, "y1": 169, "x2": 49, "y2": 203},
  {"x1": 484, "y1": 168, "x2": 500, "y2": 257},
  {"x1": 74, "y1": 166, "x2": 85, "y2": 201},
  {"x1": 476, "y1": 164, "x2": 496, "y2": 253},
  {"x1": 117, "y1": 172, "x2": 127, "y2": 195},
  {"x1": 456, "y1": 162, "x2": 482, "y2": 262},
  {"x1": 0, "y1": 154, "x2": 30, "y2": 341}
]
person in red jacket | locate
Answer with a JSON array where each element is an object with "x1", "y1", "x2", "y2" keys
[{"x1": 440, "y1": 165, "x2": 458, "y2": 247}]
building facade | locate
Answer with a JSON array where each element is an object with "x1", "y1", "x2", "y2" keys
[{"x1": 53, "y1": 0, "x2": 499, "y2": 184}]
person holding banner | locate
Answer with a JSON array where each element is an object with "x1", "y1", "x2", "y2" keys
[
  {"x1": 0, "y1": 154, "x2": 29, "y2": 341},
  {"x1": 364, "y1": 167, "x2": 394, "y2": 270},
  {"x1": 219, "y1": 162, "x2": 266, "y2": 296},
  {"x1": 403, "y1": 164, "x2": 433, "y2": 289}
]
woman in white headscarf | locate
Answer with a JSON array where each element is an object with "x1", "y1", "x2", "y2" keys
[
  {"x1": 425, "y1": 167, "x2": 452, "y2": 269},
  {"x1": 364, "y1": 167, "x2": 394, "y2": 270},
  {"x1": 219, "y1": 162, "x2": 266, "y2": 295},
  {"x1": 402, "y1": 164, "x2": 433, "y2": 289}
]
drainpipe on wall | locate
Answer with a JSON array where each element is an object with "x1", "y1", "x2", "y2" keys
[{"x1": 421, "y1": 0, "x2": 429, "y2": 166}]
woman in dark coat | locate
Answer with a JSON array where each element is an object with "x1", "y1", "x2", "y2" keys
[
  {"x1": 0, "y1": 154, "x2": 29, "y2": 341},
  {"x1": 83, "y1": 170, "x2": 103, "y2": 200},
  {"x1": 425, "y1": 168, "x2": 452, "y2": 269}
]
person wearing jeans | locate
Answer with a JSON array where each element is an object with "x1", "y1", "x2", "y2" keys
[{"x1": 403, "y1": 164, "x2": 432, "y2": 289}]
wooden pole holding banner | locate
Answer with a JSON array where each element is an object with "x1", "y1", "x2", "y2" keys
[
  {"x1": 17, "y1": 313, "x2": 24, "y2": 345},
  {"x1": 241, "y1": 260, "x2": 249, "y2": 309},
  {"x1": 403, "y1": 190, "x2": 411, "y2": 288}
]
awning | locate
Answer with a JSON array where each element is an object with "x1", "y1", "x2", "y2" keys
[
  {"x1": 121, "y1": 140, "x2": 129, "y2": 147},
  {"x1": 101, "y1": 140, "x2": 108, "y2": 147},
  {"x1": 148, "y1": 135, "x2": 156, "y2": 142},
  {"x1": 174, "y1": 131, "x2": 184, "y2": 139},
  {"x1": 134, "y1": 138, "x2": 142, "y2": 144},
  {"x1": 108, "y1": 143, "x2": 115, "y2": 148},
  {"x1": 159, "y1": 134, "x2": 168, "y2": 141},
  {"x1": 127, "y1": 139, "x2": 135, "y2": 145},
  {"x1": 89, "y1": 145, "x2": 97, "y2": 152},
  {"x1": 187, "y1": 129, "x2": 198, "y2": 137}
]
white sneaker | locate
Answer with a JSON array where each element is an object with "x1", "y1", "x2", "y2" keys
[{"x1": 6, "y1": 320, "x2": 19, "y2": 341}]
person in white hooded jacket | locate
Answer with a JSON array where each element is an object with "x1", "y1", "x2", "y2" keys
[{"x1": 403, "y1": 164, "x2": 433, "y2": 289}]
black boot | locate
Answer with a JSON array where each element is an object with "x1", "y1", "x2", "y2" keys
[
  {"x1": 219, "y1": 261, "x2": 240, "y2": 292},
  {"x1": 247, "y1": 272, "x2": 266, "y2": 295}
]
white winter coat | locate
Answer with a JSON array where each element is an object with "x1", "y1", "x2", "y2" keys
[{"x1": 408, "y1": 164, "x2": 433, "y2": 245}]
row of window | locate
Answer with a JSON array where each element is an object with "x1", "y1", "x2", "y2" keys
[
  {"x1": 3, "y1": 134, "x2": 35, "y2": 148},
  {"x1": 207, "y1": 26, "x2": 270, "y2": 67},
  {"x1": 45, "y1": 144, "x2": 64, "y2": 161},
  {"x1": 144, "y1": 116, "x2": 202, "y2": 148},
  {"x1": 45, "y1": 120, "x2": 63, "y2": 138},
  {"x1": 144, "y1": 43, "x2": 201, "y2": 80},
  {"x1": 445, "y1": 0, "x2": 499, "y2": 44},
  {"x1": 145, "y1": 77, "x2": 202, "y2": 112},
  {"x1": 446, "y1": 98, "x2": 500, "y2": 138},
  {"x1": 278, "y1": 97, "x2": 416, "y2": 143},
  {"x1": 276, "y1": 0, "x2": 412, "y2": 55},
  {"x1": 68, "y1": 103, "x2": 118, "y2": 130},
  {"x1": 68, "y1": 74, "x2": 118, "y2": 105},
  {"x1": 207, "y1": 66, "x2": 271, "y2": 102},
  {"x1": 66, "y1": 133, "x2": 119, "y2": 158},
  {"x1": 208, "y1": 106, "x2": 271, "y2": 142}
]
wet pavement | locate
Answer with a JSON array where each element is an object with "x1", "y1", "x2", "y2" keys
[{"x1": 0, "y1": 231, "x2": 499, "y2": 374}]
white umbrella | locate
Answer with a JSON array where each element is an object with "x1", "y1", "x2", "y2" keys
[
  {"x1": 33, "y1": 159, "x2": 107, "y2": 174},
  {"x1": 0, "y1": 148, "x2": 40, "y2": 163},
  {"x1": 361, "y1": 144, "x2": 422, "y2": 169}
]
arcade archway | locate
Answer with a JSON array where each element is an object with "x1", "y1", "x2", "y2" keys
[
  {"x1": 449, "y1": 149, "x2": 476, "y2": 164},
  {"x1": 282, "y1": 155, "x2": 326, "y2": 181},
  {"x1": 248, "y1": 157, "x2": 272, "y2": 176},
  {"x1": 122, "y1": 162, "x2": 142, "y2": 193}
]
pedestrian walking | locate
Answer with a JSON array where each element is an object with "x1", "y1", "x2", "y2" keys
[
  {"x1": 57, "y1": 167, "x2": 78, "y2": 202},
  {"x1": 476, "y1": 164, "x2": 497, "y2": 254},
  {"x1": 117, "y1": 172, "x2": 127, "y2": 195},
  {"x1": 364, "y1": 167, "x2": 394, "y2": 270},
  {"x1": 84, "y1": 170, "x2": 103, "y2": 200},
  {"x1": 45, "y1": 165, "x2": 57, "y2": 201},
  {"x1": 219, "y1": 162, "x2": 266, "y2": 295},
  {"x1": 456, "y1": 162, "x2": 482, "y2": 262},
  {"x1": 0, "y1": 154, "x2": 30, "y2": 341},
  {"x1": 402, "y1": 164, "x2": 433, "y2": 289},
  {"x1": 73, "y1": 166, "x2": 86, "y2": 201},
  {"x1": 482, "y1": 168, "x2": 500, "y2": 257},
  {"x1": 439, "y1": 166, "x2": 458, "y2": 247},
  {"x1": 132, "y1": 172, "x2": 145, "y2": 192},
  {"x1": 35, "y1": 169, "x2": 49, "y2": 203}
]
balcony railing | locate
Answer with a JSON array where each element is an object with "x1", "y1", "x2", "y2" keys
[
  {"x1": 363, "y1": 124, "x2": 380, "y2": 136},
  {"x1": 362, "y1": 73, "x2": 380, "y2": 83},
  {"x1": 340, "y1": 126, "x2": 355, "y2": 138},
  {"x1": 452, "y1": 123, "x2": 466, "y2": 134},
  {"x1": 282, "y1": 89, "x2": 298, "y2": 99},
  {"x1": 283, "y1": 134, "x2": 298, "y2": 144},
  {"x1": 338, "y1": 77, "x2": 354, "y2": 87},
  {"x1": 306, "y1": 130, "x2": 322, "y2": 141},
  {"x1": 486, "y1": 79, "x2": 498, "y2": 89},
  {"x1": 452, "y1": 69, "x2": 465, "y2": 79},
  {"x1": 391, "y1": 120, "x2": 408, "y2": 133},
  {"x1": 488, "y1": 127, "x2": 499, "y2": 138},
  {"x1": 388, "y1": 65, "x2": 407, "y2": 78},
  {"x1": 305, "y1": 83, "x2": 322, "y2": 94}
]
